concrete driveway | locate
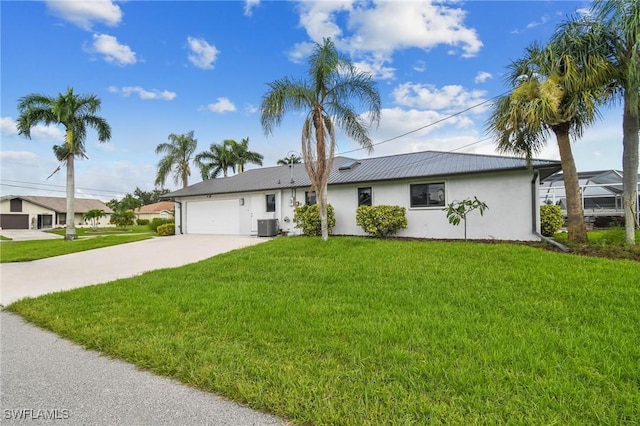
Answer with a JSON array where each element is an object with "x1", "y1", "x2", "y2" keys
[
  {"x1": 0, "y1": 234, "x2": 268, "y2": 305},
  {"x1": 0, "y1": 234, "x2": 283, "y2": 426},
  {"x1": 0, "y1": 229, "x2": 63, "y2": 241}
]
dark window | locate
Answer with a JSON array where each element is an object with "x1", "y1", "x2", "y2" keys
[
  {"x1": 358, "y1": 187, "x2": 372, "y2": 206},
  {"x1": 10, "y1": 198, "x2": 22, "y2": 212},
  {"x1": 410, "y1": 183, "x2": 445, "y2": 207},
  {"x1": 266, "y1": 194, "x2": 276, "y2": 212},
  {"x1": 305, "y1": 191, "x2": 316, "y2": 205}
]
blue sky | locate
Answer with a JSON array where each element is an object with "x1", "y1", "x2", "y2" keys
[{"x1": 0, "y1": 0, "x2": 625, "y2": 200}]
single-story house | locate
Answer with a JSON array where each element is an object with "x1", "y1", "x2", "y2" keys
[
  {"x1": 0, "y1": 196, "x2": 113, "y2": 230},
  {"x1": 134, "y1": 201, "x2": 175, "y2": 222},
  {"x1": 164, "y1": 150, "x2": 561, "y2": 241}
]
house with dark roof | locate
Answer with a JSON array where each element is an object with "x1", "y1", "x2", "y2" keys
[
  {"x1": 164, "y1": 150, "x2": 561, "y2": 241},
  {"x1": 0, "y1": 196, "x2": 113, "y2": 230}
]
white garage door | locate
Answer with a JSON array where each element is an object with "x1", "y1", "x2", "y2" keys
[{"x1": 185, "y1": 199, "x2": 239, "y2": 235}]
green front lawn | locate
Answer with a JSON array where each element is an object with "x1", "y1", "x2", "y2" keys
[
  {"x1": 47, "y1": 225, "x2": 153, "y2": 237},
  {"x1": 6, "y1": 237, "x2": 640, "y2": 424},
  {"x1": 0, "y1": 235, "x2": 152, "y2": 262}
]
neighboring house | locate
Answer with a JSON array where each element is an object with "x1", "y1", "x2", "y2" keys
[
  {"x1": 164, "y1": 150, "x2": 561, "y2": 241},
  {"x1": 0, "y1": 196, "x2": 113, "y2": 230},
  {"x1": 540, "y1": 170, "x2": 640, "y2": 225},
  {"x1": 134, "y1": 201, "x2": 175, "y2": 222}
]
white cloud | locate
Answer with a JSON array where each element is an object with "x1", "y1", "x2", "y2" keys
[
  {"x1": 108, "y1": 86, "x2": 176, "y2": 100},
  {"x1": 287, "y1": 41, "x2": 316, "y2": 64},
  {"x1": 88, "y1": 34, "x2": 137, "y2": 65},
  {"x1": 187, "y1": 37, "x2": 219, "y2": 70},
  {"x1": 1, "y1": 117, "x2": 65, "y2": 141},
  {"x1": 353, "y1": 57, "x2": 395, "y2": 80},
  {"x1": 392, "y1": 83, "x2": 487, "y2": 113},
  {"x1": 244, "y1": 104, "x2": 258, "y2": 114},
  {"x1": 244, "y1": 0, "x2": 260, "y2": 17},
  {"x1": 1, "y1": 117, "x2": 18, "y2": 135},
  {"x1": 293, "y1": 1, "x2": 482, "y2": 79},
  {"x1": 205, "y1": 98, "x2": 237, "y2": 113},
  {"x1": 474, "y1": 71, "x2": 493, "y2": 83},
  {"x1": 511, "y1": 14, "x2": 551, "y2": 34},
  {"x1": 46, "y1": 0, "x2": 122, "y2": 30}
]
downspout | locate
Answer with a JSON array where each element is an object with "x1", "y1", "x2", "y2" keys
[
  {"x1": 532, "y1": 170, "x2": 570, "y2": 252},
  {"x1": 175, "y1": 200, "x2": 183, "y2": 234}
]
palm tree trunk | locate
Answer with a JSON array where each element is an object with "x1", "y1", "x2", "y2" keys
[
  {"x1": 622, "y1": 92, "x2": 639, "y2": 245},
  {"x1": 65, "y1": 154, "x2": 77, "y2": 240},
  {"x1": 553, "y1": 126, "x2": 588, "y2": 243}
]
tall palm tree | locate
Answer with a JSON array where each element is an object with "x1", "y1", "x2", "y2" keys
[
  {"x1": 230, "y1": 137, "x2": 264, "y2": 173},
  {"x1": 488, "y1": 38, "x2": 610, "y2": 243},
  {"x1": 155, "y1": 131, "x2": 197, "y2": 189},
  {"x1": 195, "y1": 140, "x2": 237, "y2": 179},
  {"x1": 591, "y1": 0, "x2": 640, "y2": 245},
  {"x1": 260, "y1": 38, "x2": 381, "y2": 241},
  {"x1": 277, "y1": 154, "x2": 302, "y2": 165},
  {"x1": 17, "y1": 88, "x2": 111, "y2": 240}
]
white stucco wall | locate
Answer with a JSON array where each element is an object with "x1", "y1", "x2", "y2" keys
[
  {"x1": 0, "y1": 199, "x2": 62, "y2": 228},
  {"x1": 328, "y1": 170, "x2": 539, "y2": 241},
  {"x1": 175, "y1": 170, "x2": 541, "y2": 241}
]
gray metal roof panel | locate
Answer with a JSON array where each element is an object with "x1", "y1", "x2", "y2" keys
[{"x1": 166, "y1": 151, "x2": 561, "y2": 198}]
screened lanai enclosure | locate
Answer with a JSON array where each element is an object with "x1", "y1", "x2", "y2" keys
[{"x1": 540, "y1": 170, "x2": 640, "y2": 227}]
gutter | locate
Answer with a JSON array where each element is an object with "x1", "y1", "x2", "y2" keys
[
  {"x1": 175, "y1": 200, "x2": 183, "y2": 235},
  {"x1": 531, "y1": 170, "x2": 570, "y2": 252}
]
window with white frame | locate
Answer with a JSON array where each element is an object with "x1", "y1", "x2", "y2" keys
[
  {"x1": 410, "y1": 182, "x2": 445, "y2": 207},
  {"x1": 266, "y1": 194, "x2": 276, "y2": 212}
]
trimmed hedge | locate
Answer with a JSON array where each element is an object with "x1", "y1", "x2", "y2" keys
[
  {"x1": 540, "y1": 204, "x2": 564, "y2": 237},
  {"x1": 293, "y1": 204, "x2": 335, "y2": 236},
  {"x1": 136, "y1": 218, "x2": 150, "y2": 226},
  {"x1": 157, "y1": 223, "x2": 175, "y2": 236},
  {"x1": 356, "y1": 205, "x2": 408, "y2": 238},
  {"x1": 149, "y1": 218, "x2": 173, "y2": 233}
]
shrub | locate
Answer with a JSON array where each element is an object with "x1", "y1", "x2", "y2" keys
[
  {"x1": 540, "y1": 204, "x2": 564, "y2": 237},
  {"x1": 293, "y1": 204, "x2": 335, "y2": 236},
  {"x1": 356, "y1": 205, "x2": 408, "y2": 238},
  {"x1": 136, "y1": 218, "x2": 150, "y2": 226},
  {"x1": 149, "y1": 218, "x2": 173, "y2": 232},
  {"x1": 157, "y1": 223, "x2": 175, "y2": 236},
  {"x1": 110, "y1": 210, "x2": 136, "y2": 228}
]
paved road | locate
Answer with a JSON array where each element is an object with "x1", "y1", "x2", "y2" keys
[{"x1": 0, "y1": 235, "x2": 284, "y2": 425}]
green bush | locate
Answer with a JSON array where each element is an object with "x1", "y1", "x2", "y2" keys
[
  {"x1": 293, "y1": 204, "x2": 335, "y2": 236},
  {"x1": 110, "y1": 210, "x2": 136, "y2": 228},
  {"x1": 136, "y1": 218, "x2": 150, "y2": 226},
  {"x1": 356, "y1": 205, "x2": 408, "y2": 238},
  {"x1": 540, "y1": 204, "x2": 564, "y2": 237},
  {"x1": 157, "y1": 223, "x2": 175, "y2": 236},
  {"x1": 149, "y1": 218, "x2": 173, "y2": 232}
]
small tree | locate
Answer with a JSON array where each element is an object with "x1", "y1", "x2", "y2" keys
[
  {"x1": 110, "y1": 210, "x2": 135, "y2": 229},
  {"x1": 83, "y1": 209, "x2": 106, "y2": 231},
  {"x1": 444, "y1": 197, "x2": 488, "y2": 240}
]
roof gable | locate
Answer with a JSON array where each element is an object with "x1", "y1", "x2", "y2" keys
[
  {"x1": 2, "y1": 196, "x2": 113, "y2": 214},
  {"x1": 135, "y1": 201, "x2": 175, "y2": 214}
]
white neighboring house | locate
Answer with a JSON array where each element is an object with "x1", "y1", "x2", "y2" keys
[
  {"x1": 0, "y1": 196, "x2": 113, "y2": 230},
  {"x1": 164, "y1": 151, "x2": 561, "y2": 241}
]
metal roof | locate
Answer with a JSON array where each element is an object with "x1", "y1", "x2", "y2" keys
[{"x1": 165, "y1": 150, "x2": 561, "y2": 198}]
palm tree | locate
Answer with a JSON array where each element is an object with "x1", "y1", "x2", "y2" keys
[
  {"x1": 230, "y1": 137, "x2": 264, "y2": 173},
  {"x1": 83, "y1": 209, "x2": 106, "y2": 231},
  {"x1": 260, "y1": 38, "x2": 381, "y2": 241},
  {"x1": 591, "y1": 0, "x2": 640, "y2": 245},
  {"x1": 155, "y1": 131, "x2": 197, "y2": 189},
  {"x1": 195, "y1": 140, "x2": 237, "y2": 179},
  {"x1": 277, "y1": 154, "x2": 302, "y2": 165},
  {"x1": 16, "y1": 87, "x2": 111, "y2": 240},
  {"x1": 488, "y1": 38, "x2": 610, "y2": 243}
]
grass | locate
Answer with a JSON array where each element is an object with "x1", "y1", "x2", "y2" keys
[
  {"x1": 0, "y1": 234, "x2": 152, "y2": 262},
  {"x1": 553, "y1": 228, "x2": 640, "y2": 261},
  {"x1": 0, "y1": 235, "x2": 12, "y2": 241},
  {"x1": 47, "y1": 225, "x2": 153, "y2": 237},
  {"x1": 6, "y1": 237, "x2": 639, "y2": 424}
]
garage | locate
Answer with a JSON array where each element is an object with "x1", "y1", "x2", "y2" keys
[
  {"x1": 185, "y1": 199, "x2": 239, "y2": 235},
  {"x1": 0, "y1": 214, "x2": 29, "y2": 229}
]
